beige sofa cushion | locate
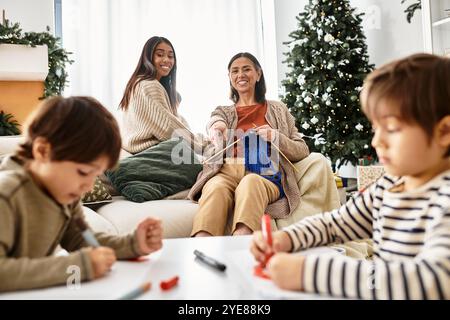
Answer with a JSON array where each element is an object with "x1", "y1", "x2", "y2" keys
[
  {"x1": 82, "y1": 206, "x2": 118, "y2": 235},
  {"x1": 273, "y1": 152, "x2": 341, "y2": 230},
  {"x1": 96, "y1": 198, "x2": 198, "y2": 238}
]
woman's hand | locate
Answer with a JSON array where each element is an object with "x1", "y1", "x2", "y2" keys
[
  {"x1": 136, "y1": 217, "x2": 163, "y2": 255},
  {"x1": 209, "y1": 121, "x2": 227, "y2": 146},
  {"x1": 254, "y1": 125, "x2": 277, "y2": 142},
  {"x1": 267, "y1": 253, "x2": 305, "y2": 291},
  {"x1": 250, "y1": 230, "x2": 293, "y2": 265}
]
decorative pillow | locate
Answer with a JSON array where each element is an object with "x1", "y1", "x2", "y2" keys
[
  {"x1": 106, "y1": 138, "x2": 202, "y2": 203},
  {"x1": 81, "y1": 177, "x2": 113, "y2": 204}
]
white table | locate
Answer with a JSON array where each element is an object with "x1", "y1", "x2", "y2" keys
[{"x1": 0, "y1": 236, "x2": 339, "y2": 300}]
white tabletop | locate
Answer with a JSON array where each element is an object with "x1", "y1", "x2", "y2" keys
[{"x1": 0, "y1": 235, "x2": 340, "y2": 300}]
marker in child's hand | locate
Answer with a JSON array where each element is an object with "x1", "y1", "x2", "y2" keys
[
  {"x1": 75, "y1": 217, "x2": 100, "y2": 247},
  {"x1": 261, "y1": 214, "x2": 273, "y2": 267},
  {"x1": 160, "y1": 276, "x2": 179, "y2": 291}
]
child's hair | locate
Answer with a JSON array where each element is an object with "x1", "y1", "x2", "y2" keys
[
  {"x1": 360, "y1": 53, "x2": 450, "y2": 156},
  {"x1": 17, "y1": 96, "x2": 122, "y2": 169},
  {"x1": 119, "y1": 36, "x2": 177, "y2": 111}
]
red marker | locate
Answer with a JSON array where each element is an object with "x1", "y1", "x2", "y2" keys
[
  {"x1": 254, "y1": 265, "x2": 271, "y2": 280},
  {"x1": 261, "y1": 214, "x2": 273, "y2": 267},
  {"x1": 160, "y1": 276, "x2": 179, "y2": 291}
]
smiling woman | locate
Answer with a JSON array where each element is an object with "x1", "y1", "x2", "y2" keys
[{"x1": 118, "y1": 36, "x2": 196, "y2": 154}]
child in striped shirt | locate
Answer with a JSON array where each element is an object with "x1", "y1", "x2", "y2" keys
[{"x1": 250, "y1": 53, "x2": 450, "y2": 299}]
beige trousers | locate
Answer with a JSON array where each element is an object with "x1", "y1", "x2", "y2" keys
[{"x1": 191, "y1": 158, "x2": 280, "y2": 236}]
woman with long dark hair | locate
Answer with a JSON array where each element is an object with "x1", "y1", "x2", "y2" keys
[{"x1": 119, "y1": 36, "x2": 193, "y2": 154}]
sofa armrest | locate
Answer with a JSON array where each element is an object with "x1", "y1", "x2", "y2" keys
[
  {"x1": 273, "y1": 152, "x2": 340, "y2": 230},
  {"x1": 0, "y1": 135, "x2": 23, "y2": 157}
]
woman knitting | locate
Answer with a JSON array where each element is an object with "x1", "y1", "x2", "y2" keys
[{"x1": 188, "y1": 52, "x2": 310, "y2": 236}]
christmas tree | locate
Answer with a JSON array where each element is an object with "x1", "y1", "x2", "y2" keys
[{"x1": 282, "y1": 0, "x2": 376, "y2": 168}]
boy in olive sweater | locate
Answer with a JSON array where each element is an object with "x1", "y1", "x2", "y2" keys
[{"x1": 0, "y1": 96, "x2": 162, "y2": 292}]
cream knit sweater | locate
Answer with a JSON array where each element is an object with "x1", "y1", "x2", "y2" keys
[{"x1": 121, "y1": 79, "x2": 195, "y2": 154}]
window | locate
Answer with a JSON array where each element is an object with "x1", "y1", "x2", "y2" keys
[{"x1": 61, "y1": 0, "x2": 277, "y2": 133}]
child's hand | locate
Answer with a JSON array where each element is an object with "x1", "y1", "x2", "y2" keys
[
  {"x1": 250, "y1": 230, "x2": 292, "y2": 264},
  {"x1": 88, "y1": 247, "x2": 116, "y2": 279},
  {"x1": 136, "y1": 217, "x2": 163, "y2": 255},
  {"x1": 267, "y1": 253, "x2": 305, "y2": 291}
]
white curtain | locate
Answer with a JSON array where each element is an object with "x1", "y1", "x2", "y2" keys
[{"x1": 62, "y1": 0, "x2": 277, "y2": 134}]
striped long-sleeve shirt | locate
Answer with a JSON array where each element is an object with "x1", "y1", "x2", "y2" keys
[
  {"x1": 284, "y1": 169, "x2": 450, "y2": 299},
  {"x1": 121, "y1": 79, "x2": 201, "y2": 154}
]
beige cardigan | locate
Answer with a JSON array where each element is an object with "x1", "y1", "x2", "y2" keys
[
  {"x1": 188, "y1": 100, "x2": 310, "y2": 219},
  {"x1": 0, "y1": 156, "x2": 143, "y2": 292}
]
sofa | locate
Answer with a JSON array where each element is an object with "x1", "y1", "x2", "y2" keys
[{"x1": 0, "y1": 135, "x2": 341, "y2": 238}]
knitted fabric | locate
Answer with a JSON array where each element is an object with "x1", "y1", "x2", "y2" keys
[{"x1": 244, "y1": 130, "x2": 285, "y2": 198}]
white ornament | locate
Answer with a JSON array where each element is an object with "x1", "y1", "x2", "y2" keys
[
  {"x1": 297, "y1": 74, "x2": 306, "y2": 86},
  {"x1": 355, "y1": 123, "x2": 364, "y2": 131},
  {"x1": 311, "y1": 116, "x2": 319, "y2": 124},
  {"x1": 327, "y1": 62, "x2": 334, "y2": 69},
  {"x1": 304, "y1": 96, "x2": 312, "y2": 104},
  {"x1": 313, "y1": 104, "x2": 320, "y2": 110},
  {"x1": 326, "y1": 101, "x2": 331, "y2": 106},
  {"x1": 327, "y1": 87, "x2": 332, "y2": 92},
  {"x1": 364, "y1": 144, "x2": 369, "y2": 149},
  {"x1": 302, "y1": 122, "x2": 310, "y2": 130},
  {"x1": 324, "y1": 34, "x2": 335, "y2": 43},
  {"x1": 317, "y1": 28, "x2": 323, "y2": 40}
]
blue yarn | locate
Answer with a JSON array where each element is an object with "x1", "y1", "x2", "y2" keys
[{"x1": 244, "y1": 130, "x2": 285, "y2": 199}]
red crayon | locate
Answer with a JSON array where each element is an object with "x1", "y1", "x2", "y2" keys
[
  {"x1": 160, "y1": 276, "x2": 179, "y2": 291},
  {"x1": 262, "y1": 214, "x2": 273, "y2": 246},
  {"x1": 261, "y1": 214, "x2": 273, "y2": 267}
]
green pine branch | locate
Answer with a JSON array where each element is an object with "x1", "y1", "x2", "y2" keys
[
  {"x1": 401, "y1": 0, "x2": 421, "y2": 23},
  {"x1": 0, "y1": 19, "x2": 73, "y2": 98}
]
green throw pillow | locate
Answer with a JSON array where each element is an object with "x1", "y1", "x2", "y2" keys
[
  {"x1": 106, "y1": 138, "x2": 202, "y2": 202},
  {"x1": 81, "y1": 177, "x2": 113, "y2": 204}
]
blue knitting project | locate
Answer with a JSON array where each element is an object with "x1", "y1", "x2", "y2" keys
[{"x1": 244, "y1": 130, "x2": 285, "y2": 199}]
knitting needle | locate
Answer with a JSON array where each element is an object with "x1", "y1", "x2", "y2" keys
[
  {"x1": 202, "y1": 139, "x2": 241, "y2": 164},
  {"x1": 252, "y1": 123, "x2": 301, "y2": 174},
  {"x1": 201, "y1": 125, "x2": 266, "y2": 164}
]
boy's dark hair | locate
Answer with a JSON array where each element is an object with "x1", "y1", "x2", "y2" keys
[
  {"x1": 17, "y1": 96, "x2": 122, "y2": 168},
  {"x1": 361, "y1": 53, "x2": 450, "y2": 156},
  {"x1": 227, "y1": 52, "x2": 267, "y2": 104}
]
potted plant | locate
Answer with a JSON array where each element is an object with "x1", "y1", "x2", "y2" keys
[{"x1": 0, "y1": 111, "x2": 20, "y2": 136}]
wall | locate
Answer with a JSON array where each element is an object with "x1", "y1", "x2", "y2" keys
[
  {"x1": 274, "y1": 0, "x2": 424, "y2": 89},
  {"x1": 0, "y1": 0, "x2": 54, "y2": 33}
]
